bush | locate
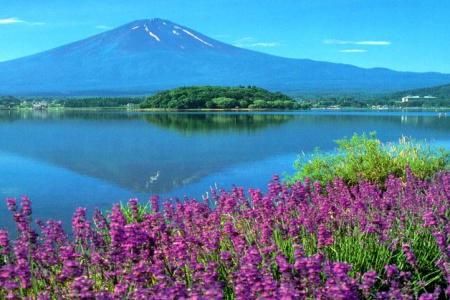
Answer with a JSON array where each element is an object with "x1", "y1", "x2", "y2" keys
[{"x1": 287, "y1": 133, "x2": 449, "y2": 186}]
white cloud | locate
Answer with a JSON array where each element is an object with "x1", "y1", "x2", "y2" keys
[
  {"x1": 324, "y1": 39, "x2": 391, "y2": 46},
  {"x1": 0, "y1": 17, "x2": 25, "y2": 25},
  {"x1": 355, "y1": 41, "x2": 390, "y2": 45},
  {"x1": 0, "y1": 17, "x2": 44, "y2": 26},
  {"x1": 339, "y1": 49, "x2": 368, "y2": 53},
  {"x1": 95, "y1": 25, "x2": 113, "y2": 30},
  {"x1": 234, "y1": 37, "x2": 280, "y2": 48}
]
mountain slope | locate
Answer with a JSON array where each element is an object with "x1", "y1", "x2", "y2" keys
[
  {"x1": 392, "y1": 83, "x2": 450, "y2": 99},
  {"x1": 1, "y1": 18, "x2": 450, "y2": 95}
]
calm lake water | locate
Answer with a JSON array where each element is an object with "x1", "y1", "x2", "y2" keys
[{"x1": 0, "y1": 110, "x2": 449, "y2": 229}]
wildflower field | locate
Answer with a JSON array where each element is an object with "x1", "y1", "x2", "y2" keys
[{"x1": 0, "y1": 168, "x2": 449, "y2": 299}]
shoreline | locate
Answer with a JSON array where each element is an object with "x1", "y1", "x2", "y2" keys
[{"x1": 1, "y1": 106, "x2": 449, "y2": 112}]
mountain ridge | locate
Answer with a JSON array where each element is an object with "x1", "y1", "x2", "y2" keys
[{"x1": 1, "y1": 18, "x2": 450, "y2": 95}]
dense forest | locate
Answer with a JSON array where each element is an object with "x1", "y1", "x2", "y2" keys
[
  {"x1": 390, "y1": 83, "x2": 450, "y2": 99},
  {"x1": 140, "y1": 86, "x2": 309, "y2": 109},
  {"x1": 59, "y1": 97, "x2": 143, "y2": 108}
]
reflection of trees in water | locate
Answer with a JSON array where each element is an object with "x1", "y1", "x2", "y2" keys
[
  {"x1": 1, "y1": 110, "x2": 448, "y2": 133},
  {"x1": 144, "y1": 113, "x2": 295, "y2": 133},
  {"x1": 0, "y1": 110, "x2": 140, "y2": 122}
]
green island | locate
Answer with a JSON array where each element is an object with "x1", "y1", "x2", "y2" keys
[{"x1": 139, "y1": 86, "x2": 307, "y2": 109}]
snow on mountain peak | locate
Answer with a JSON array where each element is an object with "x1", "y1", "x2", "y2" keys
[
  {"x1": 126, "y1": 19, "x2": 215, "y2": 48},
  {"x1": 143, "y1": 24, "x2": 160, "y2": 42},
  {"x1": 179, "y1": 28, "x2": 213, "y2": 47}
]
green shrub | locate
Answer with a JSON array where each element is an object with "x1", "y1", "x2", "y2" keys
[{"x1": 287, "y1": 133, "x2": 449, "y2": 186}]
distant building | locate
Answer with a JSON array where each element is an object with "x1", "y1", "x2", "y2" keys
[
  {"x1": 32, "y1": 101, "x2": 48, "y2": 110},
  {"x1": 401, "y1": 95, "x2": 436, "y2": 102},
  {"x1": 371, "y1": 105, "x2": 388, "y2": 110}
]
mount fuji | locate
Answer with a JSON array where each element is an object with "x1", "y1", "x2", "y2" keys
[{"x1": 0, "y1": 18, "x2": 449, "y2": 95}]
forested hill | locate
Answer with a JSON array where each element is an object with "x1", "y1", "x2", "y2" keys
[
  {"x1": 391, "y1": 83, "x2": 450, "y2": 99},
  {"x1": 140, "y1": 86, "x2": 305, "y2": 109}
]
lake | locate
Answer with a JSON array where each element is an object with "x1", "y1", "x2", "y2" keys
[{"x1": 0, "y1": 110, "x2": 449, "y2": 229}]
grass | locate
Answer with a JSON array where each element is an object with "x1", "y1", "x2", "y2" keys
[{"x1": 287, "y1": 133, "x2": 449, "y2": 186}]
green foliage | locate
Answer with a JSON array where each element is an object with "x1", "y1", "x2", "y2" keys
[
  {"x1": 288, "y1": 133, "x2": 449, "y2": 186},
  {"x1": 1, "y1": 96, "x2": 144, "y2": 109},
  {"x1": 211, "y1": 97, "x2": 238, "y2": 109},
  {"x1": 301, "y1": 97, "x2": 369, "y2": 108},
  {"x1": 140, "y1": 86, "x2": 302, "y2": 109},
  {"x1": 60, "y1": 97, "x2": 143, "y2": 108}
]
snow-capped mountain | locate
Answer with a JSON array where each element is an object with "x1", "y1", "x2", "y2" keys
[{"x1": 0, "y1": 18, "x2": 449, "y2": 95}]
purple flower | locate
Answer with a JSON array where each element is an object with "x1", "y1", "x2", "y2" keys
[
  {"x1": 6, "y1": 198, "x2": 16, "y2": 212},
  {"x1": 70, "y1": 276, "x2": 95, "y2": 299},
  {"x1": 20, "y1": 196, "x2": 32, "y2": 217},
  {"x1": 13, "y1": 239, "x2": 31, "y2": 288},
  {"x1": 385, "y1": 264, "x2": 399, "y2": 279},
  {"x1": 276, "y1": 254, "x2": 291, "y2": 274},
  {"x1": 72, "y1": 207, "x2": 91, "y2": 245},
  {"x1": 402, "y1": 244, "x2": 417, "y2": 267},
  {"x1": 360, "y1": 270, "x2": 377, "y2": 296},
  {"x1": 0, "y1": 230, "x2": 9, "y2": 255},
  {"x1": 58, "y1": 245, "x2": 82, "y2": 281},
  {"x1": 128, "y1": 198, "x2": 139, "y2": 220},
  {"x1": 423, "y1": 211, "x2": 438, "y2": 227},
  {"x1": 0, "y1": 264, "x2": 18, "y2": 292},
  {"x1": 317, "y1": 224, "x2": 333, "y2": 248},
  {"x1": 150, "y1": 195, "x2": 160, "y2": 213}
]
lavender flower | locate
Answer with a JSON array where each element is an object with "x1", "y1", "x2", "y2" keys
[
  {"x1": 0, "y1": 170, "x2": 448, "y2": 298},
  {"x1": 402, "y1": 244, "x2": 417, "y2": 267},
  {"x1": 70, "y1": 276, "x2": 95, "y2": 299},
  {"x1": 423, "y1": 211, "x2": 438, "y2": 227},
  {"x1": 317, "y1": 224, "x2": 333, "y2": 248}
]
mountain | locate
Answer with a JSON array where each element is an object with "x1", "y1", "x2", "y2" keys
[{"x1": 1, "y1": 18, "x2": 450, "y2": 95}]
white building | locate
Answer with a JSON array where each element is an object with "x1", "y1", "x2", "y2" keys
[
  {"x1": 401, "y1": 95, "x2": 435, "y2": 103},
  {"x1": 401, "y1": 95, "x2": 420, "y2": 103},
  {"x1": 32, "y1": 101, "x2": 48, "y2": 110}
]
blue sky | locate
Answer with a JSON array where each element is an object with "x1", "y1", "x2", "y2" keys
[{"x1": 1, "y1": 0, "x2": 449, "y2": 73}]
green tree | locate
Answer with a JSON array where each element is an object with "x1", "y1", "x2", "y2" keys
[{"x1": 212, "y1": 97, "x2": 238, "y2": 109}]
